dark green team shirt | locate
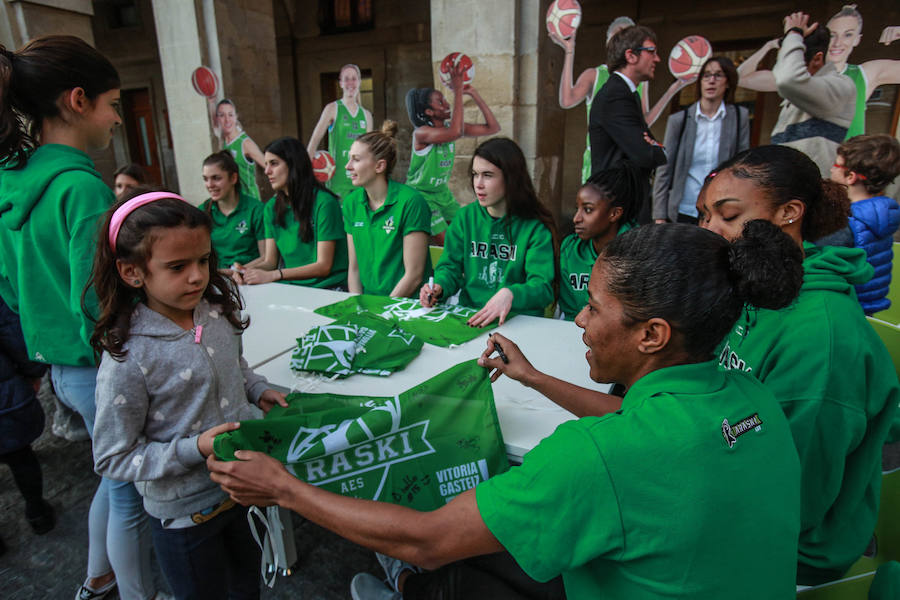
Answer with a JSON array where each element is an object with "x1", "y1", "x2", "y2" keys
[
  {"x1": 434, "y1": 202, "x2": 554, "y2": 315},
  {"x1": 477, "y1": 361, "x2": 801, "y2": 599},
  {"x1": 342, "y1": 180, "x2": 432, "y2": 296},
  {"x1": 558, "y1": 223, "x2": 634, "y2": 320},
  {"x1": 200, "y1": 191, "x2": 265, "y2": 268},
  {"x1": 264, "y1": 190, "x2": 348, "y2": 288}
]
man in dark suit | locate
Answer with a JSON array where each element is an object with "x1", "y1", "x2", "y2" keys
[{"x1": 589, "y1": 25, "x2": 667, "y2": 223}]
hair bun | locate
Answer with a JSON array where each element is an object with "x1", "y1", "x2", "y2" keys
[
  {"x1": 381, "y1": 119, "x2": 398, "y2": 138},
  {"x1": 728, "y1": 219, "x2": 803, "y2": 310}
]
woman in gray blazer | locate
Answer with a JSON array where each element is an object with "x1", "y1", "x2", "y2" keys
[{"x1": 653, "y1": 57, "x2": 750, "y2": 224}]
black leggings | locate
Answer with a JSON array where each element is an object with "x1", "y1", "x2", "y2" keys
[
  {"x1": 403, "y1": 552, "x2": 566, "y2": 600},
  {"x1": 0, "y1": 445, "x2": 44, "y2": 514}
]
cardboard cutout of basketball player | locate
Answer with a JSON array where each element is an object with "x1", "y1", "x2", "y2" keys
[
  {"x1": 738, "y1": 4, "x2": 900, "y2": 138},
  {"x1": 548, "y1": 10, "x2": 693, "y2": 183},
  {"x1": 307, "y1": 64, "x2": 374, "y2": 198}
]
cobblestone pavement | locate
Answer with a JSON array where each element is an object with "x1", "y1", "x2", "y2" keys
[
  {"x1": 3, "y1": 381, "x2": 900, "y2": 599},
  {"x1": 0, "y1": 382, "x2": 379, "y2": 600}
]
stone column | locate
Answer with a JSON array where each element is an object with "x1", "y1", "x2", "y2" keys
[
  {"x1": 151, "y1": 0, "x2": 213, "y2": 204},
  {"x1": 429, "y1": 0, "x2": 563, "y2": 219}
]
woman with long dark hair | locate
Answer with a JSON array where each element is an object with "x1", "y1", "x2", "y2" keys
[
  {"x1": 235, "y1": 137, "x2": 347, "y2": 288},
  {"x1": 0, "y1": 35, "x2": 159, "y2": 600},
  {"x1": 420, "y1": 137, "x2": 558, "y2": 327},
  {"x1": 199, "y1": 150, "x2": 266, "y2": 270}
]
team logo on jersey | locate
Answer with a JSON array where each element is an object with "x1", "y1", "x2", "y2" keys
[
  {"x1": 470, "y1": 241, "x2": 517, "y2": 261},
  {"x1": 235, "y1": 219, "x2": 249, "y2": 234},
  {"x1": 721, "y1": 413, "x2": 763, "y2": 448},
  {"x1": 568, "y1": 272, "x2": 590, "y2": 291},
  {"x1": 382, "y1": 216, "x2": 396, "y2": 235}
]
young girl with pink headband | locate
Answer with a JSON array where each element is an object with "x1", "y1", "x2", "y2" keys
[{"x1": 88, "y1": 190, "x2": 286, "y2": 599}]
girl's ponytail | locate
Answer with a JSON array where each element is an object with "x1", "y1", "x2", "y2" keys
[
  {"x1": 727, "y1": 219, "x2": 803, "y2": 311},
  {"x1": 0, "y1": 35, "x2": 119, "y2": 168}
]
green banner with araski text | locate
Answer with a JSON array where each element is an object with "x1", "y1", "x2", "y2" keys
[{"x1": 214, "y1": 360, "x2": 510, "y2": 511}]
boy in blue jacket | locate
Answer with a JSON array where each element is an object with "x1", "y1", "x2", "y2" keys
[{"x1": 828, "y1": 134, "x2": 900, "y2": 314}]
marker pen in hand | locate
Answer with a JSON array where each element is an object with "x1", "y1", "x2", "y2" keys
[
  {"x1": 489, "y1": 333, "x2": 509, "y2": 364},
  {"x1": 427, "y1": 276, "x2": 434, "y2": 304}
]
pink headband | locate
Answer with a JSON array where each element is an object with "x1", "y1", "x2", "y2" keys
[{"x1": 108, "y1": 192, "x2": 187, "y2": 251}]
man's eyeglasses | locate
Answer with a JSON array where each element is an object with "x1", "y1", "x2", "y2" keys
[
  {"x1": 701, "y1": 72, "x2": 726, "y2": 81},
  {"x1": 633, "y1": 46, "x2": 658, "y2": 55}
]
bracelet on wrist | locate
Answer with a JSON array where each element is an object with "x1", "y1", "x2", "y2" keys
[
  {"x1": 785, "y1": 26, "x2": 804, "y2": 37},
  {"x1": 278, "y1": 268, "x2": 284, "y2": 281}
]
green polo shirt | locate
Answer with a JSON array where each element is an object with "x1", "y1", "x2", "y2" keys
[
  {"x1": 342, "y1": 180, "x2": 432, "y2": 296},
  {"x1": 263, "y1": 189, "x2": 348, "y2": 288},
  {"x1": 200, "y1": 191, "x2": 265, "y2": 269},
  {"x1": 477, "y1": 361, "x2": 801, "y2": 599}
]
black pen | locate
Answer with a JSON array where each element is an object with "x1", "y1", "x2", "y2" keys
[{"x1": 489, "y1": 333, "x2": 509, "y2": 364}]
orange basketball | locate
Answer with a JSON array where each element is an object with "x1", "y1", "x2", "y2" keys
[
  {"x1": 439, "y1": 52, "x2": 474, "y2": 89},
  {"x1": 312, "y1": 151, "x2": 336, "y2": 183},
  {"x1": 191, "y1": 66, "x2": 219, "y2": 98},
  {"x1": 668, "y1": 36, "x2": 712, "y2": 80},
  {"x1": 546, "y1": 0, "x2": 582, "y2": 40}
]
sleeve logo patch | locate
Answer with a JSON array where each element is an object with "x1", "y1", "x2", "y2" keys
[{"x1": 721, "y1": 413, "x2": 763, "y2": 448}]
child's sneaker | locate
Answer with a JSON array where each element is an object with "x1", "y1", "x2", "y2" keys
[{"x1": 74, "y1": 577, "x2": 116, "y2": 600}]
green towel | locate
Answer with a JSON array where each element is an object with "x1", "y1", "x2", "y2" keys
[
  {"x1": 315, "y1": 294, "x2": 500, "y2": 347},
  {"x1": 214, "y1": 360, "x2": 510, "y2": 510},
  {"x1": 290, "y1": 313, "x2": 423, "y2": 378}
]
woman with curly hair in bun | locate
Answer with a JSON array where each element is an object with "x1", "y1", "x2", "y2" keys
[{"x1": 697, "y1": 144, "x2": 900, "y2": 586}]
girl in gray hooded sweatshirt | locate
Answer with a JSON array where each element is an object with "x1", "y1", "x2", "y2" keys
[{"x1": 88, "y1": 190, "x2": 287, "y2": 600}]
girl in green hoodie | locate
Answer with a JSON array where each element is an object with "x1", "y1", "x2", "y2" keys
[
  {"x1": 697, "y1": 145, "x2": 900, "y2": 586},
  {"x1": 420, "y1": 137, "x2": 559, "y2": 327},
  {"x1": 0, "y1": 36, "x2": 159, "y2": 600}
]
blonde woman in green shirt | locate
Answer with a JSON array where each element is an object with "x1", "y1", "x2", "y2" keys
[
  {"x1": 235, "y1": 137, "x2": 348, "y2": 288},
  {"x1": 343, "y1": 121, "x2": 432, "y2": 296}
]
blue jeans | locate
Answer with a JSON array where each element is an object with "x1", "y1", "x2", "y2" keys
[
  {"x1": 150, "y1": 503, "x2": 261, "y2": 600},
  {"x1": 52, "y1": 364, "x2": 156, "y2": 600}
]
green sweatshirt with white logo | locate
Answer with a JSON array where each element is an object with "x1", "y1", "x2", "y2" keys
[
  {"x1": 434, "y1": 202, "x2": 554, "y2": 316},
  {"x1": 718, "y1": 242, "x2": 899, "y2": 585},
  {"x1": 0, "y1": 145, "x2": 113, "y2": 366}
]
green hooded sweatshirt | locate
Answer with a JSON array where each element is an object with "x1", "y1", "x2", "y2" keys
[
  {"x1": 718, "y1": 242, "x2": 899, "y2": 585},
  {"x1": 434, "y1": 201, "x2": 554, "y2": 316},
  {"x1": 0, "y1": 144, "x2": 113, "y2": 366}
]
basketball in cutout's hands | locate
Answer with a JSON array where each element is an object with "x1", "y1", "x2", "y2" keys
[
  {"x1": 668, "y1": 36, "x2": 712, "y2": 80},
  {"x1": 312, "y1": 150, "x2": 337, "y2": 183},
  {"x1": 439, "y1": 53, "x2": 474, "y2": 90},
  {"x1": 191, "y1": 66, "x2": 219, "y2": 98},
  {"x1": 546, "y1": 0, "x2": 582, "y2": 40}
]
